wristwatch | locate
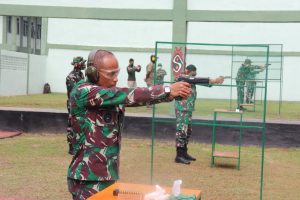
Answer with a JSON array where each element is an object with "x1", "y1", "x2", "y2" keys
[{"x1": 164, "y1": 86, "x2": 171, "y2": 94}]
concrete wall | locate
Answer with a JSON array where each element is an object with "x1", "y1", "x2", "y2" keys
[
  {"x1": 1, "y1": 108, "x2": 299, "y2": 147},
  {"x1": 48, "y1": 19, "x2": 172, "y2": 48},
  {"x1": 46, "y1": 19, "x2": 173, "y2": 92},
  {"x1": 0, "y1": 50, "x2": 28, "y2": 95},
  {"x1": 0, "y1": 0, "x2": 173, "y2": 9},
  {"x1": 187, "y1": 22, "x2": 300, "y2": 101},
  {"x1": 1, "y1": 1, "x2": 300, "y2": 101},
  {"x1": 0, "y1": 16, "x2": 3, "y2": 44},
  {"x1": 28, "y1": 54, "x2": 47, "y2": 94},
  {"x1": 188, "y1": 0, "x2": 300, "y2": 10},
  {"x1": 187, "y1": 22, "x2": 300, "y2": 51},
  {"x1": 0, "y1": 50, "x2": 47, "y2": 96},
  {"x1": 46, "y1": 49, "x2": 172, "y2": 92}
]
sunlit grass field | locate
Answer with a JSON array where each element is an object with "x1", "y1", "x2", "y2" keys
[
  {"x1": 0, "y1": 93, "x2": 299, "y2": 199},
  {"x1": 0, "y1": 93, "x2": 299, "y2": 121},
  {"x1": 0, "y1": 134, "x2": 299, "y2": 200}
]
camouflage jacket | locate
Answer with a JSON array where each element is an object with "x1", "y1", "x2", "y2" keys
[
  {"x1": 175, "y1": 84, "x2": 197, "y2": 112},
  {"x1": 156, "y1": 68, "x2": 167, "y2": 83},
  {"x1": 66, "y1": 69, "x2": 85, "y2": 99},
  {"x1": 236, "y1": 64, "x2": 261, "y2": 81},
  {"x1": 67, "y1": 80, "x2": 171, "y2": 181}
]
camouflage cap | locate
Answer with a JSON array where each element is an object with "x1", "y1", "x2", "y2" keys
[
  {"x1": 71, "y1": 56, "x2": 86, "y2": 65},
  {"x1": 244, "y1": 59, "x2": 252, "y2": 64}
]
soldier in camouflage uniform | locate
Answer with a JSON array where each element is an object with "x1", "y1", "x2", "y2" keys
[
  {"x1": 245, "y1": 62, "x2": 266, "y2": 104},
  {"x1": 67, "y1": 49, "x2": 191, "y2": 200},
  {"x1": 156, "y1": 63, "x2": 167, "y2": 85},
  {"x1": 236, "y1": 59, "x2": 266, "y2": 110},
  {"x1": 66, "y1": 56, "x2": 86, "y2": 155},
  {"x1": 174, "y1": 65, "x2": 224, "y2": 165}
]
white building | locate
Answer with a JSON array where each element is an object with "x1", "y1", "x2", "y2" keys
[{"x1": 0, "y1": 0, "x2": 300, "y2": 101}]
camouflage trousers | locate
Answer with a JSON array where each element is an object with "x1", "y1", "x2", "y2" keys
[
  {"x1": 246, "y1": 81, "x2": 256, "y2": 103},
  {"x1": 175, "y1": 110, "x2": 192, "y2": 147},
  {"x1": 236, "y1": 80, "x2": 245, "y2": 107},
  {"x1": 67, "y1": 178, "x2": 115, "y2": 200},
  {"x1": 67, "y1": 100, "x2": 75, "y2": 155}
]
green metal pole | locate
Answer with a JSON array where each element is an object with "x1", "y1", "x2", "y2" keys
[
  {"x1": 150, "y1": 42, "x2": 159, "y2": 184},
  {"x1": 279, "y1": 44, "x2": 283, "y2": 115},
  {"x1": 230, "y1": 46, "x2": 234, "y2": 110},
  {"x1": 260, "y1": 45, "x2": 269, "y2": 200},
  {"x1": 211, "y1": 111, "x2": 217, "y2": 167},
  {"x1": 238, "y1": 112, "x2": 243, "y2": 170}
]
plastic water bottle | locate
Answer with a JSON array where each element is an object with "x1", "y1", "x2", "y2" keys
[{"x1": 172, "y1": 180, "x2": 182, "y2": 196}]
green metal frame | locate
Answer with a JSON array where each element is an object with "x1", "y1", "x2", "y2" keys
[
  {"x1": 229, "y1": 44, "x2": 283, "y2": 114},
  {"x1": 151, "y1": 41, "x2": 270, "y2": 200},
  {"x1": 211, "y1": 110, "x2": 243, "y2": 170}
]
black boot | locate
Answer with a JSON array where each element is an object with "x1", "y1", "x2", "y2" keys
[
  {"x1": 175, "y1": 147, "x2": 190, "y2": 165},
  {"x1": 184, "y1": 145, "x2": 196, "y2": 161}
]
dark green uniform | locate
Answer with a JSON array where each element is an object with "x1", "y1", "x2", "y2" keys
[
  {"x1": 66, "y1": 69, "x2": 84, "y2": 155},
  {"x1": 245, "y1": 66, "x2": 264, "y2": 103},
  {"x1": 67, "y1": 80, "x2": 171, "y2": 200},
  {"x1": 175, "y1": 84, "x2": 196, "y2": 147},
  {"x1": 236, "y1": 63, "x2": 264, "y2": 107},
  {"x1": 156, "y1": 68, "x2": 167, "y2": 85}
]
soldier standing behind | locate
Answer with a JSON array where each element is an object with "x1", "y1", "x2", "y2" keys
[
  {"x1": 236, "y1": 59, "x2": 266, "y2": 110},
  {"x1": 67, "y1": 49, "x2": 191, "y2": 200},
  {"x1": 174, "y1": 64, "x2": 224, "y2": 164},
  {"x1": 236, "y1": 59, "x2": 251, "y2": 110},
  {"x1": 144, "y1": 54, "x2": 156, "y2": 87},
  {"x1": 156, "y1": 63, "x2": 167, "y2": 85},
  {"x1": 245, "y1": 62, "x2": 266, "y2": 104},
  {"x1": 65, "y1": 56, "x2": 86, "y2": 155},
  {"x1": 127, "y1": 58, "x2": 141, "y2": 88}
]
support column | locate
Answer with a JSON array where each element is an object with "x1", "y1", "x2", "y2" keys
[
  {"x1": 41, "y1": 18, "x2": 48, "y2": 55},
  {"x1": 11, "y1": 16, "x2": 18, "y2": 51},
  {"x1": 2, "y1": 16, "x2": 7, "y2": 45},
  {"x1": 172, "y1": 0, "x2": 187, "y2": 43}
]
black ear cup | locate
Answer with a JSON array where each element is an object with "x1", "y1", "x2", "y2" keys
[
  {"x1": 86, "y1": 49, "x2": 100, "y2": 83},
  {"x1": 85, "y1": 66, "x2": 99, "y2": 83}
]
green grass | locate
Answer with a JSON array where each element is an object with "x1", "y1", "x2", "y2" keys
[
  {"x1": 0, "y1": 134, "x2": 299, "y2": 200},
  {"x1": 0, "y1": 93, "x2": 299, "y2": 121},
  {"x1": 0, "y1": 93, "x2": 67, "y2": 109}
]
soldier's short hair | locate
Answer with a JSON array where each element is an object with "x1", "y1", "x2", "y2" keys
[
  {"x1": 129, "y1": 58, "x2": 134, "y2": 62},
  {"x1": 186, "y1": 64, "x2": 197, "y2": 72}
]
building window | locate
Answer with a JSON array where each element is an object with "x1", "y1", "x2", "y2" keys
[
  {"x1": 16, "y1": 18, "x2": 20, "y2": 35},
  {"x1": 37, "y1": 24, "x2": 41, "y2": 39},
  {"x1": 7, "y1": 16, "x2": 12, "y2": 33},
  {"x1": 23, "y1": 19, "x2": 28, "y2": 36},
  {"x1": 5, "y1": 16, "x2": 42, "y2": 55},
  {"x1": 31, "y1": 22, "x2": 35, "y2": 38}
]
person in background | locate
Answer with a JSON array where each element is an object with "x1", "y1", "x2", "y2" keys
[
  {"x1": 144, "y1": 54, "x2": 156, "y2": 87},
  {"x1": 156, "y1": 63, "x2": 167, "y2": 85},
  {"x1": 236, "y1": 59, "x2": 266, "y2": 110},
  {"x1": 65, "y1": 56, "x2": 86, "y2": 155},
  {"x1": 127, "y1": 58, "x2": 141, "y2": 88},
  {"x1": 175, "y1": 64, "x2": 224, "y2": 164}
]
